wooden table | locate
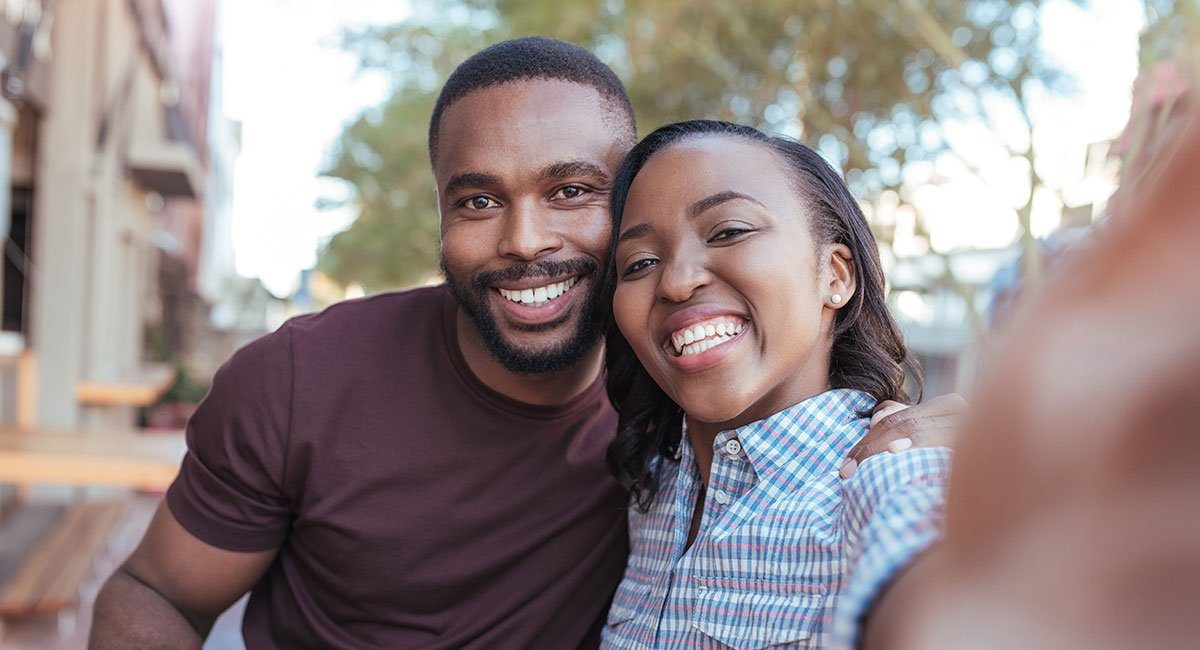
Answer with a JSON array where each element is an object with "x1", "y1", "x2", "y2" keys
[
  {"x1": 75, "y1": 363, "x2": 176, "y2": 407},
  {"x1": 0, "y1": 427, "x2": 186, "y2": 491}
]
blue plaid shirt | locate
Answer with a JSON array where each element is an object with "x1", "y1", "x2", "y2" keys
[{"x1": 601, "y1": 389, "x2": 950, "y2": 649}]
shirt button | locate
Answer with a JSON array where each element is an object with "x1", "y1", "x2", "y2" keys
[
  {"x1": 724, "y1": 439, "x2": 742, "y2": 457},
  {"x1": 713, "y1": 489, "x2": 730, "y2": 505}
]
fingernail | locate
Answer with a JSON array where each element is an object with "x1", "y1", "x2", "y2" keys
[
  {"x1": 839, "y1": 458, "x2": 858, "y2": 479},
  {"x1": 888, "y1": 437, "x2": 913, "y2": 453}
]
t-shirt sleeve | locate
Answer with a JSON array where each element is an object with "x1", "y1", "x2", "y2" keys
[
  {"x1": 165, "y1": 325, "x2": 294, "y2": 552},
  {"x1": 830, "y1": 447, "x2": 951, "y2": 649}
]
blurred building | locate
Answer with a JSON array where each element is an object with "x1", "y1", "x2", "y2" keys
[
  {"x1": 0, "y1": 0, "x2": 247, "y2": 431},
  {"x1": 888, "y1": 247, "x2": 1018, "y2": 397}
]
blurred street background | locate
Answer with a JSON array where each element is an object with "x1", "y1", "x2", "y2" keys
[{"x1": 0, "y1": 0, "x2": 1193, "y2": 647}]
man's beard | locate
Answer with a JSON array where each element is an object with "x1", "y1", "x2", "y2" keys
[{"x1": 441, "y1": 255, "x2": 610, "y2": 375}]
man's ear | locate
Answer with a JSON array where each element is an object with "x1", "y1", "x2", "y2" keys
[{"x1": 825, "y1": 243, "x2": 856, "y2": 309}]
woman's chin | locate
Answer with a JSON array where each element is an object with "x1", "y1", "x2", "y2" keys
[{"x1": 677, "y1": 400, "x2": 751, "y2": 429}]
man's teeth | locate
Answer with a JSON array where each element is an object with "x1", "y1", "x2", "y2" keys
[
  {"x1": 497, "y1": 277, "x2": 577, "y2": 306},
  {"x1": 671, "y1": 318, "x2": 746, "y2": 356}
]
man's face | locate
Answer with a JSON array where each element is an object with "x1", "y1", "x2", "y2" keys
[{"x1": 434, "y1": 79, "x2": 630, "y2": 374}]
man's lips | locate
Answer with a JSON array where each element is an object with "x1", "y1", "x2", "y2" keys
[
  {"x1": 494, "y1": 275, "x2": 578, "y2": 300},
  {"x1": 491, "y1": 275, "x2": 583, "y2": 325}
]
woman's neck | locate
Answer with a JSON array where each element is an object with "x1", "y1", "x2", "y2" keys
[{"x1": 684, "y1": 379, "x2": 832, "y2": 486}]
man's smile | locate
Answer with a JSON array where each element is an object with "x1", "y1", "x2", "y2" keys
[{"x1": 491, "y1": 274, "x2": 586, "y2": 326}]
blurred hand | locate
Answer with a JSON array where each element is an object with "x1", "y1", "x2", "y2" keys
[
  {"x1": 839, "y1": 393, "x2": 967, "y2": 478},
  {"x1": 879, "y1": 106, "x2": 1200, "y2": 650}
]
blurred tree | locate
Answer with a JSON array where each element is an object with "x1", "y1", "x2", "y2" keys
[{"x1": 318, "y1": 0, "x2": 1072, "y2": 296}]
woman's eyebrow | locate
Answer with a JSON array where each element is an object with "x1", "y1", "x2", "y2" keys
[
  {"x1": 688, "y1": 190, "x2": 765, "y2": 219},
  {"x1": 616, "y1": 223, "x2": 652, "y2": 244}
]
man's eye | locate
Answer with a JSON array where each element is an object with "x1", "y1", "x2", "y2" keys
[
  {"x1": 464, "y1": 196, "x2": 498, "y2": 210},
  {"x1": 623, "y1": 258, "x2": 657, "y2": 277},
  {"x1": 552, "y1": 185, "x2": 589, "y2": 200}
]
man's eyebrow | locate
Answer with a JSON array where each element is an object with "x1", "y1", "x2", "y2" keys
[
  {"x1": 539, "y1": 160, "x2": 611, "y2": 185},
  {"x1": 688, "y1": 190, "x2": 765, "y2": 219},
  {"x1": 443, "y1": 172, "x2": 501, "y2": 196},
  {"x1": 616, "y1": 223, "x2": 652, "y2": 245}
]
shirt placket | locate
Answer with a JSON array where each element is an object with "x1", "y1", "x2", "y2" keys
[{"x1": 658, "y1": 431, "x2": 758, "y2": 646}]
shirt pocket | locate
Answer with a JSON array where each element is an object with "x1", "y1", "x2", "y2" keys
[{"x1": 691, "y1": 586, "x2": 827, "y2": 650}]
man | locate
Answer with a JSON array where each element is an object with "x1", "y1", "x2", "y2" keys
[{"x1": 91, "y1": 37, "x2": 953, "y2": 648}]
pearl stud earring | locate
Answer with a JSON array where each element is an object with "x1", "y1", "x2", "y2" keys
[{"x1": 831, "y1": 294, "x2": 843, "y2": 305}]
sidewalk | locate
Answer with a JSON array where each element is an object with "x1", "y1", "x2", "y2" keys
[{"x1": 0, "y1": 496, "x2": 246, "y2": 650}]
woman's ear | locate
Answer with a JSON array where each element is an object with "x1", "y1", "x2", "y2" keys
[{"x1": 825, "y1": 243, "x2": 856, "y2": 309}]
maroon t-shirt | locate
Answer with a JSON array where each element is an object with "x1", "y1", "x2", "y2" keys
[{"x1": 166, "y1": 285, "x2": 629, "y2": 648}]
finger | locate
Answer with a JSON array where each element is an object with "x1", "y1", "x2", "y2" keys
[
  {"x1": 907, "y1": 425, "x2": 958, "y2": 451},
  {"x1": 838, "y1": 457, "x2": 859, "y2": 479},
  {"x1": 887, "y1": 417, "x2": 961, "y2": 455},
  {"x1": 842, "y1": 432, "x2": 893, "y2": 472},
  {"x1": 848, "y1": 402, "x2": 909, "y2": 464},
  {"x1": 849, "y1": 413, "x2": 959, "y2": 474},
  {"x1": 842, "y1": 397, "x2": 968, "y2": 478},
  {"x1": 840, "y1": 432, "x2": 895, "y2": 479},
  {"x1": 916, "y1": 393, "x2": 969, "y2": 418},
  {"x1": 871, "y1": 401, "x2": 909, "y2": 428}
]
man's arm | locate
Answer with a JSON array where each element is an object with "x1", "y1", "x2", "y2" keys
[{"x1": 90, "y1": 502, "x2": 277, "y2": 649}]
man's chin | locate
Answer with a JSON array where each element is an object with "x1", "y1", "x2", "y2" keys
[{"x1": 481, "y1": 312, "x2": 603, "y2": 375}]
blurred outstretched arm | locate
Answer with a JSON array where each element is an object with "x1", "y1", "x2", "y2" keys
[{"x1": 862, "y1": 103, "x2": 1200, "y2": 649}]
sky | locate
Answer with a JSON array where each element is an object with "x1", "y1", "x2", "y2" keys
[
  {"x1": 221, "y1": 0, "x2": 1147, "y2": 297},
  {"x1": 221, "y1": 0, "x2": 413, "y2": 296}
]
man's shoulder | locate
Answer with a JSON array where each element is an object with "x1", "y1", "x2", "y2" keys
[{"x1": 282, "y1": 283, "x2": 449, "y2": 342}]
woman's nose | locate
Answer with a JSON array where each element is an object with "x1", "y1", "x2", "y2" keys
[{"x1": 655, "y1": 257, "x2": 712, "y2": 303}]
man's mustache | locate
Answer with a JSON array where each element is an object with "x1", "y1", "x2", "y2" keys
[{"x1": 472, "y1": 258, "x2": 599, "y2": 289}]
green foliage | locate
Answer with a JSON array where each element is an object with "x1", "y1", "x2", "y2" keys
[{"x1": 318, "y1": 0, "x2": 1068, "y2": 291}]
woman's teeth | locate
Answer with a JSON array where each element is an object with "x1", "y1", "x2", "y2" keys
[
  {"x1": 670, "y1": 318, "x2": 746, "y2": 356},
  {"x1": 497, "y1": 277, "x2": 577, "y2": 307}
]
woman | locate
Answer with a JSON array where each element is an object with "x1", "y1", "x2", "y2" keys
[{"x1": 602, "y1": 120, "x2": 950, "y2": 649}]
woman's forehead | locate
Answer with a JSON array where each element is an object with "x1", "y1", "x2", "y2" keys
[{"x1": 623, "y1": 136, "x2": 799, "y2": 220}]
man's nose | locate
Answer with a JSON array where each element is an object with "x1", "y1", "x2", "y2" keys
[{"x1": 497, "y1": 200, "x2": 562, "y2": 262}]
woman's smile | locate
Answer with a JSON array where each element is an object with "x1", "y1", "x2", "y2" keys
[{"x1": 656, "y1": 304, "x2": 753, "y2": 372}]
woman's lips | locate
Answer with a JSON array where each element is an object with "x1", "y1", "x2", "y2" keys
[
  {"x1": 663, "y1": 314, "x2": 750, "y2": 357},
  {"x1": 661, "y1": 322, "x2": 750, "y2": 373},
  {"x1": 656, "y1": 305, "x2": 753, "y2": 372}
]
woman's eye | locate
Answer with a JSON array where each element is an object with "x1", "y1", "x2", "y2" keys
[
  {"x1": 623, "y1": 258, "x2": 657, "y2": 277},
  {"x1": 552, "y1": 185, "x2": 589, "y2": 200},
  {"x1": 710, "y1": 227, "x2": 750, "y2": 242},
  {"x1": 464, "y1": 196, "x2": 499, "y2": 210}
]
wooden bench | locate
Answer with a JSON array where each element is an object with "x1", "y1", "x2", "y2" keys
[
  {"x1": 0, "y1": 426, "x2": 186, "y2": 491},
  {"x1": 75, "y1": 363, "x2": 176, "y2": 408},
  {"x1": 0, "y1": 501, "x2": 126, "y2": 620}
]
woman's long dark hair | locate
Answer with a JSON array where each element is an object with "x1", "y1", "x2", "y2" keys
[{"x1": 605, "y1": 120, "x2": 922, "y2": 511}]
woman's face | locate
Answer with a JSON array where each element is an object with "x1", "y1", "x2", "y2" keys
[{"x1": 612, "y1": 135, "x2": 854, "y2": 428}]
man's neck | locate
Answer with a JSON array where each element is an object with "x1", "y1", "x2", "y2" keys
[{"x1": 455, "y1": 308, "x2": 605, "y2": 407}]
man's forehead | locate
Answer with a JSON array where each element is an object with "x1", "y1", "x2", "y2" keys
[{"x1": 434, "y1": 79, "x2": 628, "y2": 182}]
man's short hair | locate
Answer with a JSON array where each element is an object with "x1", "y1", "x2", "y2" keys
[{"x1": 428, "y1": 36, "x2": 637, "y2": 164}]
